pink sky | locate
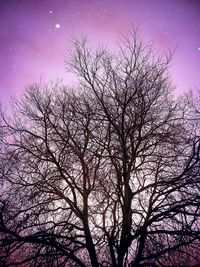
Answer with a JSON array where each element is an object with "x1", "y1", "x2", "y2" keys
[{"x1": 0, "y1": 0, "x2": 200, "y2": 104}]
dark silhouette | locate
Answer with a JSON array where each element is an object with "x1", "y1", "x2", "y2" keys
[{"x1": 0, "y1": 30, "x2": 200, "y2": 266}]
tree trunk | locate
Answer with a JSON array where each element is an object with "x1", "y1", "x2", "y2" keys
[
  {"x1": 84, "y1": 223, "x2": 99, "y2": 267},
  {"x1": 117, "y1": 180, "x2": 133, "y2": 267},
  {"x1": 131, "y1": 230, "x2": 147, "y2": 267},
  {"x1": 108, "y1": 239, "x2": 117, "y2": 267}
]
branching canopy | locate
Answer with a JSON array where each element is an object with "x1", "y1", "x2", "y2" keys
[{"x1": 0, "y1": 31, "x2": 200, "y2": 267}]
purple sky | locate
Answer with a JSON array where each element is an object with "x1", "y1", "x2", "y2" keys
[{"x1": 0, "y1": 0, "x2": 200, "y2": 104}]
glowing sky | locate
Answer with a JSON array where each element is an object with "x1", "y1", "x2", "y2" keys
[{"x1": 0, "y1": 0, "x2": 200, "y2": 104}]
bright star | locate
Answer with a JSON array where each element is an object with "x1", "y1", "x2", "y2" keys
[
  {"x1": 49, "y1": 10, "x2": 53, "y2": 14},
  {"x1": 198, "y1": 48, "x2": 200, "y2": 51},
  {"x1": 55, "y1": 23, "x2": 61, "y2": 29}
]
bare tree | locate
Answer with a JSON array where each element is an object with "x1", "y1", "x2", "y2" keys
[{"x1": 0, "y1": 31, "x2": 200, "y2": 267}]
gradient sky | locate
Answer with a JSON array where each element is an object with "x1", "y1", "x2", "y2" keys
[{"x1": 0, "y1": 0, "x2": 200, "y2": 104}]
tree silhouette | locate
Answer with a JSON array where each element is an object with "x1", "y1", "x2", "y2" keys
[{"x1": 0, "y1": 31, "x2": 200, "y2": 267}]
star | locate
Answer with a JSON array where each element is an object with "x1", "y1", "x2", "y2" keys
[
  {"x1": 55, "y1": 23, "x2": 61, "y2": 29},
  {"x1": 198, "y1": 48, "x2": 200, "y2": 51},
  {"x1": 49, "y1": 10, "x2": 53, "y2": 14}
]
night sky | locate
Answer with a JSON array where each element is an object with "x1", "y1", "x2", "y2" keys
[{"x1": 0, "y1": 0, "x2": 200, "y2": 104}]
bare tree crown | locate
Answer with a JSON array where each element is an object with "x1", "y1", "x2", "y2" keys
[{"x1": 0, "y1": 31, "x2": 200, "y2": 267}]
